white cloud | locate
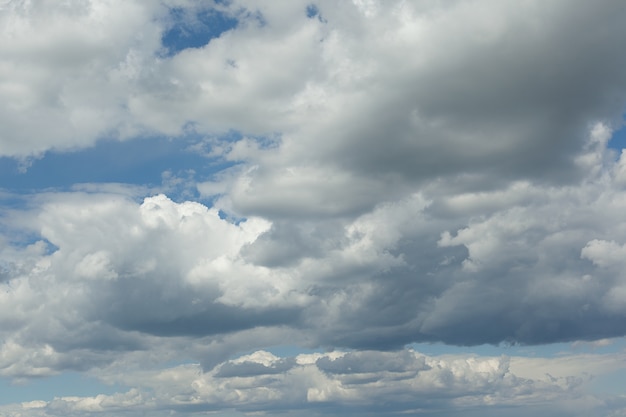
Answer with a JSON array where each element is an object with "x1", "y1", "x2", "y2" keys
[
  {"x1": 3, "y1": 0, "x2": 626, "y2": 416},
  {"x1": 0, "y1": 0, "x2": 166, "y2": 156},
  {"x1": 581, "y1": 239, "x2": 626, "y2": 269},
  {"x1": 1, "y1": 348, "x2": 618, "y2": 417}
]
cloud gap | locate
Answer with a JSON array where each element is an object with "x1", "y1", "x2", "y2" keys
[{"x1": 160, "y1": 6, "x2": 238, "y2": 57}]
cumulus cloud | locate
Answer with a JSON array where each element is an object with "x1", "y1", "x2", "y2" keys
[
  {"x1": 0, "y1": 0, "x2": 162, "y2": 156},
  {"x1": 3, "y1": 0, "x2": 626, "y2": 416},
  {"x1": 1, "y1": 348, "x2": 613, "y2": 417},
  {"x1": 0, "y1": 192, "x2": 295, "y2": 376},
  {"x1": 3, "y1": 139, "x2": 626, "y2": 369}
]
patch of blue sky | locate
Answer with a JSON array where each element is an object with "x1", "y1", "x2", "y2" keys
[
  {"x1": 0, "y1": 235, "x2": 58, "y2": 257},
  {"x1": 161, "y1": 6, "x2": 238, "y2": 57},
  {"x1": 306, "y1": 3, "x2": 327, "y2": 23},
  {"x1": 306, "y1": 4, "x2": 319, "y2": 19},
  {"x1": 0, "y1": 195, "x2": 46, "y2": 250},
  {"x1": 0, "y1": 135, "x2": 235, "y2": 201},
  {"x1": 0, "y1": 189, "x2": 30, "y2": 210},
  {"x1": 609, "y1": 123, "x2": 626, "y2": 150},
  {"x1": 0, "y1": 372, "x2": 123, "y2": 405},
  {"x1": 217, "y1": 209, "x2": 247, "y2": 225}
]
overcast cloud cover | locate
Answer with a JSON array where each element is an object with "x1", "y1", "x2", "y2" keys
[{"x1": 2, "y1": 0, "x2": 626, "y2": 415}]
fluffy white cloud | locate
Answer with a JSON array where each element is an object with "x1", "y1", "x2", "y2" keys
[
  {"x1": 0, "y1": 0, "x2": 165, "y2": 157},
  {"x1": 3, "y1": 0, "x2": 626, "y2": 416},
  {"x1": 0, "y1": 192, "x2": 287, "y2": 377}
]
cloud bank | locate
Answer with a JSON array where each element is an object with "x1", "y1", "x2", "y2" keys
[
  {"x1": 4, "y1": 347, "x2": 625, "y2": 417},
  {"x1": 2, "y1": 0, "x2": 626, "y2": 416}
]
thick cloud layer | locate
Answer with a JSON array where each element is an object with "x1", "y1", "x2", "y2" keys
[
  {"x1": 2, "y1": 0, "x2": 626, "y2": 416},
  {"x1": 3, "y1": 145, "x2": 626, "y2": 369}
]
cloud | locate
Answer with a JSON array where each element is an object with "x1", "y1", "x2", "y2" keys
[
  {"x1": 215, "y1": 350, "x2": 297, "y2": 377},
  {"x1": 3, "y1": 139, "x2": 626, "y2": 371},
  {"x1": 6, "y1": 0, "x2": 625, "y2": 171},
  {"x1": 0, "y1": 0, "x2": 165, "y2": 157},
  {"x1": 3, "y1": 0, "x2": 626, "y2": 416},
  {"x1": 0, "y1": 192, "x2": 296, "y2": 377},
  {"x1": 1, "y1": 348, "x2": 619, "y2": 417}
]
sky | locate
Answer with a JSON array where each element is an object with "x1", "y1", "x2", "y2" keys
[{"x1": 1, "y1": 0, "x2": 626, "y2": 416}]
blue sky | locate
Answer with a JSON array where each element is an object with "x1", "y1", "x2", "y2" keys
[
  {"x1": 161, "y1": 5, "x2": 238, "y2": 56},
  {"x1": 2, "y1": 1, "x2": 626, "y2": 416},
  {"x1": 0, "y1": 373, "x2": 121, "y2": 405},
  {"x1": 610, "y1": 124, "x2": 626, "y2": 149},
  {"x1": 0, "y1": 137, "x2": 209, "y2": 191}
]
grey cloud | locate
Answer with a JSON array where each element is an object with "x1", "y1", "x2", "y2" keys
[
  {"x1": 224, "y1": 164, "x2": 408, "y2": 220},
  {"x1": 318, "y1": 0, "x2": 626, "y2": 186},
  {"x1": 253, "y1": 148, "x2": 626, "y2": 349},
  {"x1": 199, "y1": 0, "x2": 626, "y2": 226},
  {"x1": 316, "y1": 350, "x2": 428, "y2": 374},
  {"x1": 0, "y1": 193, "x2": 295, "y2": 376},
  {"x1": 216, "y1": 357, "x2": 297, "y2": 377},
  {"x1": 3, "y1": 1, "x2": 626, "y2": 415},
  {"x1": 1, "y1": 349, "x2": 603, "y2": 417},
  {"x1": 5, "y1": 150, "x2": 626, "y2": 374},
  {"x1": 240, "y1": 220, "x2": 343, "y2": 267},
  {"x1": 101, "y1": 285, "x2": 301, "y2": 337}
]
